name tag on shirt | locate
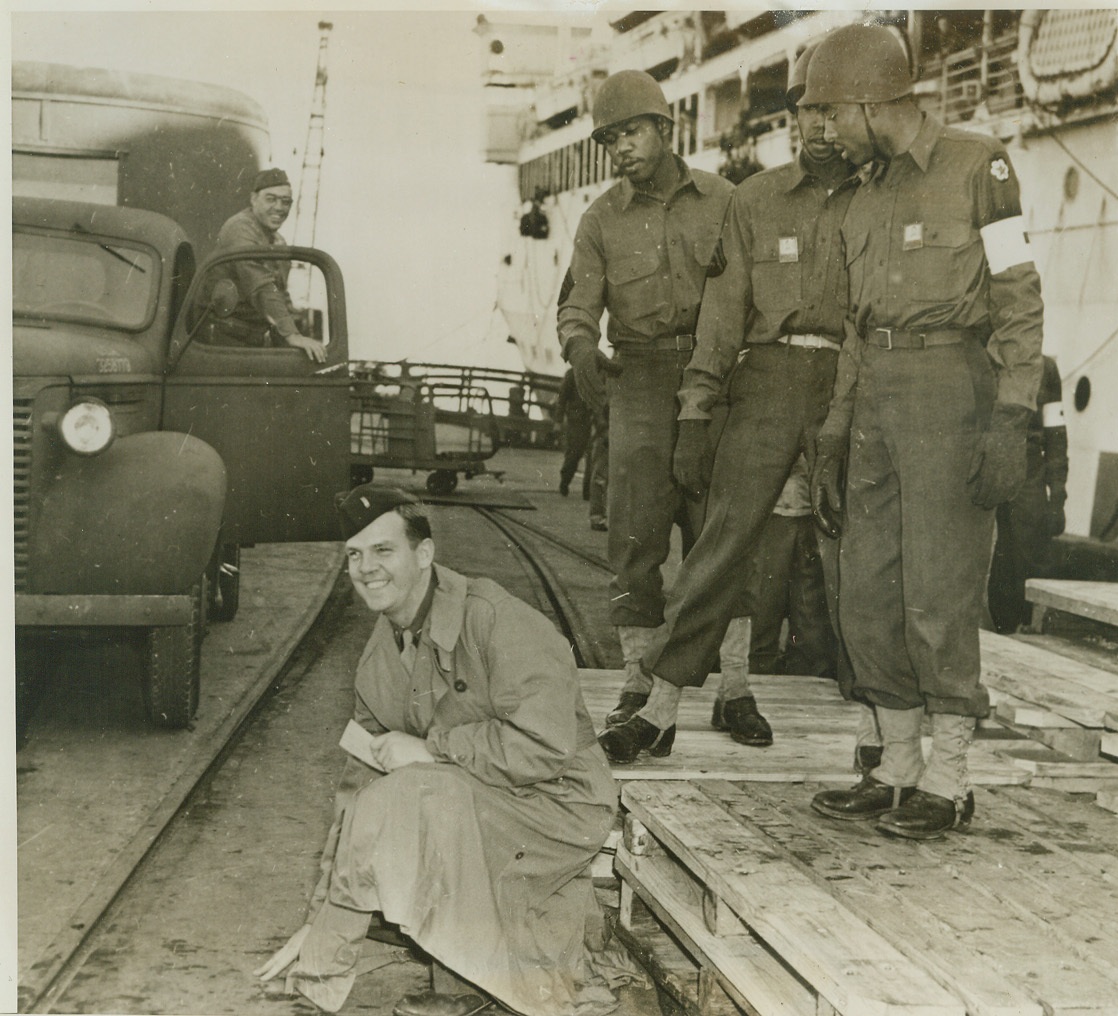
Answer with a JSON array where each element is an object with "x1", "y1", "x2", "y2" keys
[
  {"x1": 779, "y1": 236, "x2": 799, "y2": 263},
  {"x1": 903, "y1": 222, "x2": 925, "y2": 251}
]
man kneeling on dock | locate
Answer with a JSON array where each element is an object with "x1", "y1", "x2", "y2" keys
[{"x1": 255, "y1": 486, "x2": 625, "y2": 1015}]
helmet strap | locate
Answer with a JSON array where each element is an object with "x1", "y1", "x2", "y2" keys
[{"x1": 861, "y1": 104, "x2": 884, "y2": 159}]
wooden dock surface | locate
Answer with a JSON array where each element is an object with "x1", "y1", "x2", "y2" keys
[{"x1": 579, "y1": 666, "x2": 1118, "y2": 1015}]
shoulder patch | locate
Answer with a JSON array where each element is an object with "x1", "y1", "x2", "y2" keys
[{"x1": 990, "y1": 158, "x2": 1010, "y2": 183}]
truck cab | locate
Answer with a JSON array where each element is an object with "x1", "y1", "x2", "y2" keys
[{"x1": 13, "y1": 196, "x2": 351, "y2": 728}]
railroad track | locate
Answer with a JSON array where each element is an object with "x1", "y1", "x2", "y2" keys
[
  {"x1": 473, "y1": 506, "x2": 611, "y2": 670},
  {"x1": 20, "y1": 513, "x2": 614, "y2": 1013}
]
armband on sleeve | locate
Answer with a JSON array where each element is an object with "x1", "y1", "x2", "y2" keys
[
  {"x1": 981, "y1": 216, "x2": 1033, "y2": 276},
  {"x1": 1042, "y1": 401, "x2": 1066, "y2": 428}
]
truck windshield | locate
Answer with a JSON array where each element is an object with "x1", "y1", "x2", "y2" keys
[{"x1": 12, "y1": 230, "x2": 157, "y2": 330}]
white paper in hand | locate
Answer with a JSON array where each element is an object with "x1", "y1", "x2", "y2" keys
[{"x1": 339, "y1": 719, "x2": 386, "y2": 772}]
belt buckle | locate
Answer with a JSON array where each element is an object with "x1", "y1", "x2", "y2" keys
[
  {"x1": 875, "y1": 327, "x2": 893, "y2": 350},
  {"x1": 675, "y1": 334, "x2": 693, "y2": 352}
]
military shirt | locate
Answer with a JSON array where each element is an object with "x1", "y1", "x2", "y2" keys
[
  {"x1": 212, "y1": 206, "x2": 298, "y2": 339},
  {"x1": 823, "y1": 114, "x2": 1044, "y2": 438},
  {"x1": 678, "y1": 153, "x2": 857, "y2": 420},
  {"x1": 558, "y1": 156, "x2": 733, "y2": 355}
]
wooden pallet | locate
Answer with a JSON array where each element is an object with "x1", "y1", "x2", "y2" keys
[
  {"x1": 615, "y1": 780, "x2": 1118, "y2": 1016},
  {"x1": 1026, "y1": 578, "x2": 1118, "y2": 630},
  {"x1": 979, "y1": 631, "x2": 1118, "y2": 795}
]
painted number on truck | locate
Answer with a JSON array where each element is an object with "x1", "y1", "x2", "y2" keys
[{"x1": 97, "y1": 357, "x2": 132, "y2": 374}]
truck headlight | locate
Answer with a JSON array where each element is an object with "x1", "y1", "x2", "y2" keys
[{"x1": 60, "y1": 398, "x2": 115, "y2": 455}]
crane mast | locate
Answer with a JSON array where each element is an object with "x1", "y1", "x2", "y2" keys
[{"x1": 291, "y1": 19, "x2": 332, "y2": 307}]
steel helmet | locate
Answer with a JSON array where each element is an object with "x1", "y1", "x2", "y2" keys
[
  {"x1": 799, "y1": 24, "x2": 913, "y2": 106},
  {"x1": 786, "y1": 40, "x2": 822, "y2": 112},
  {"x1": 591, "y1": 70, "x2": 673, "y2": 144}
]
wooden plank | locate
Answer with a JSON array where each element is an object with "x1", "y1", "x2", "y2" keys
[
  {"x1": 1101, "y1": 731, "x2": 1118, "y2": 760},
  {"x1": 617, "y1": 849, "x2": 816, "y2": 1016},
  {"x1": 1026, "y1": 579, "x2": 1118, "y2": 628},
  {"x1": 613, "y1": 890, "x2": 744, "y2": 1016},
  {"x1": 1096, "y1": 788, "x2": 1118, "y2": 815},
  {"x1": 993, "y1": 693, "x2": 1082, "y2": 728},
  {"x1": 980, "y1": 630, "x2": 1118, "y2": 728},
  {"x1": 1014, "y1": 633, "x2": 1118, "y2": 678},
  {"x1": 987, "y1": 785, "x2": 1118, "y2": 879},
  {"x1": 994, "y1": 716, "x2": 1102, "y2": 761},
  {"x1": 1000, "y1": 745, "x2": 1118, "y2": 778},
  {"x1": 732, "y1": 781, "x2": 1118, "y2": 1013},
  {"x1": 705, "y1": 782, "x2": 1045, "y2": 1016},
  {"x1": 622, "y1": 782, "x2": 966, "y2": 1015}
]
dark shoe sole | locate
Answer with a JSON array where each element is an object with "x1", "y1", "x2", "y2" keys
[
  {"x1": 731, "y1": 733, "x2": 774, "y2": 747},
  {"x1": 811, "y1": 799, "x2": 895, "y2": 821}
]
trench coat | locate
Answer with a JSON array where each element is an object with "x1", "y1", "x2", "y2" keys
[{"x1": 290, "y1": 565, "x2": 619, "y2": 1015}]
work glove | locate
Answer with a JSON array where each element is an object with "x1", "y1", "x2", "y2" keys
[
  {"x1": 1046, "y1": 493, "x2": 1067, "y2": 537},
  {"x1": 566, "y1": 338, "x2": 621, "y2": 413},
  {"x1": 967, "y1": 403, "x2": 1032, "y2": 509},
  {"x1": 811, "y1": 432, "x2": 848, "y2": 539},
  {"x1": 673, "y1": 419, "x2": 714, "y2": 499}
]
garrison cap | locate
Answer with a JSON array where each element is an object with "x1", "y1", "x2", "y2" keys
[
  {"x1": 335, "y1": 484, "x2": 423, "y2": 540},
  {"x1": 252, "y1": 167, "x2": 290, "y2": 192}
]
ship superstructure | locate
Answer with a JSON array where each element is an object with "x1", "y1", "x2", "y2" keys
[{"x1": 478, "y1": 8, "x2": 1118, "y2": 555}]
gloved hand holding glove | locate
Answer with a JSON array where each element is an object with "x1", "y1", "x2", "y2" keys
[
  {"x1": 673, "y1": 419, "x2": 714, "y2": 499},
  {"x1": 811, "y1": 432, "x2": 848, "y2": 539},
  {"x1": 968, "y1": 402, "x2": 1032, "y2": 509},
  {"x1": 566, "y1": 338, "x2": 622, "y2": 413}
]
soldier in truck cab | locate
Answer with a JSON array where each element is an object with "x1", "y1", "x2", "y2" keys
[{"x1": 208, "y1": 167, "x2": 327, "y2": 362}]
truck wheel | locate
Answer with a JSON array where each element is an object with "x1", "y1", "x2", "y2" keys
[
  {"x1": 426, "y1": 469, "x2": 458, "y2": 496},
  {"x1": 208, "y1": 543, "x2": 241, "y2": 622},
  {"x1": 142, "y1": 579, "x2": 205, "y2": 729}
]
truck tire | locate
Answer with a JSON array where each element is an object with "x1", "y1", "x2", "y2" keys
[
  {"x1": 142, "y1": 578, "x2": 205, "y2": 728},
  {"x1": 208, "y1": 543, "x2": 241, "y2": 622}
]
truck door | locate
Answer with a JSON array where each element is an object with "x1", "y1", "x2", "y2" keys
[{"x1": 162, "y1": 246, "x2": 352, "y2": 544}]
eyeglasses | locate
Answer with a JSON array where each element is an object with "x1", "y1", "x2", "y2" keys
[{"x1": 260, "y1": 194, "x2": 293, "y2": 209}]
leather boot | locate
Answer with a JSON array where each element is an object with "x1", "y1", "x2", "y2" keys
[
  {"x1": 598, "y1": 715, "x2": 675, "y2": 764},
  {"x1": 812, "y1": 775, "x2": 917, "y2": 820},
  {"x1": 876, "y1": 790, "x2": 975, "y2": 840},
  {"x1": 606, "y1": 626, "x2": 658, "y2": 726},
  {"x1": 723, "y1": 696, "x2": 773, "y2": 747}
]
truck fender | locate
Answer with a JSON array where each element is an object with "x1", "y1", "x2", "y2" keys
[{"x1": 30, "y1": 432, "x2": 227, "y2": 596}]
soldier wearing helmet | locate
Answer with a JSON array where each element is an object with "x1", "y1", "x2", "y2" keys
[
  {"x1": 600, "y1": 43, "x2": 863, "y2": 763},
  {"x1": 804, "y1": 23, "x2": 1044, "y2": 839},
  {"x1": 558, "y1": 70, "x2": 733, "y2": 736}
]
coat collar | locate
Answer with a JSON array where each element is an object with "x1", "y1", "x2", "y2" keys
[{"x1": 426, "y1": 564, "x2": 468, "y2": 656}]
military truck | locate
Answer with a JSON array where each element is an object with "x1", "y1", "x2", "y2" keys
[{"x1": 12, "y1": 63, "x2": 353, "y2": 729}]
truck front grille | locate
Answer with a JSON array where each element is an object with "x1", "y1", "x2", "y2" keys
[{"x1": 13, "y1": 396, "x2": 33, "y2": 592}]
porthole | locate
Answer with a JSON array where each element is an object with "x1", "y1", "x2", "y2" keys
[
  {"x1": 1074, "y1": 375, "x2": 1091, "y2": 412},
  {"x1": 1064, "y1": 166, "x2": 1079, "y2": 202}
]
